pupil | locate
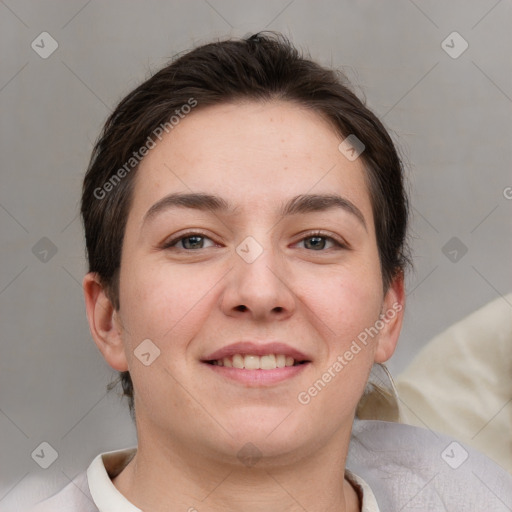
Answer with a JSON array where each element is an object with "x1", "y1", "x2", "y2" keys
[
  {"x1": 183, "y1": 236, "x2": 203, "y2": 249},
  {"x1": 305, "y1": 236, "x2": 325, "y2": 250}
]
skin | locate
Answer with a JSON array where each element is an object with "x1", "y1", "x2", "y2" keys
[{"x1": 83, "y1": 100, "x2": 405, "y2": 512}]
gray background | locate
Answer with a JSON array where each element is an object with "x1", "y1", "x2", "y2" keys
[{"x1": 1, "y1": 0, "x2": 511, "y2": 509}]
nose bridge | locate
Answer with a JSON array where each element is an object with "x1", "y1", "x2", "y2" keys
[
  {"x1": 222, "y1": 233, "x2": 295, "y2": 318},
  {"x1": 235, "y1": 233, "x2": 283, "y2": 292}
]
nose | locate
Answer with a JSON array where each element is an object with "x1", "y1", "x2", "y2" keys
[{"x1": 220, "y1": 239, "x2": 296, "y2": 322}]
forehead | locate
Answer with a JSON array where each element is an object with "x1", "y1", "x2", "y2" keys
[{"x1": 129, "y1": 100, "x2": 373, "y2": 226}]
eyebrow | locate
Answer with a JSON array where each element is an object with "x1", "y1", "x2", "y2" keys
[
  {"x1": 143, "y1": 192, "x2": 367, "y2": 230},
  {"x1": 283, "y1": 194, "x2": 366, "y2": 230}
]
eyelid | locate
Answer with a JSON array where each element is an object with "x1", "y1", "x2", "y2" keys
[
  {"x1": 160, "y1": 230, "x2": 219, "y2": 249},
  {"x1": 293, "y1": 230, "x2": 349, "y2": 249}
]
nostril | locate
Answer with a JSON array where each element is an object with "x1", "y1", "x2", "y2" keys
[{"x1": 235, "y1": 305, "x2": 248, "y2": 312}]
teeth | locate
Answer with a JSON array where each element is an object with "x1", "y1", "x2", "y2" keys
[
  {"x1": 232, "y1": 354, "x2": 244, "y2": 369},
  {"x1": 211, "y1": 354, "x2": 302, "y2": 370},
  {"x1": 244, "y1": 355, "x2": 260, "y2": 370},
  {"x1": 276, "y1": 354, "x2": 286, "y2": 368},
  {"x1": 260, "y1": 354, "x2": 276, "y2": 370}
]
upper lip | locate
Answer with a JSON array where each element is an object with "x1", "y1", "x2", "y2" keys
[{"x1": 202, "y1": 342, "x2": 311, "y2": 362}]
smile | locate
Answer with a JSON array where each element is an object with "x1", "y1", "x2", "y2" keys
[
  {"x1": 207, "y1": 354, "x2": 307, "y2": 370},
  {"x1": 201, "y1": 341, "x2": 312, "y2": 385}
]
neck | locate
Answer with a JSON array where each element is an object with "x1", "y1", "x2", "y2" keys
[{"x1": 112, "y1": 426, "x2": 360, "y2": 512}]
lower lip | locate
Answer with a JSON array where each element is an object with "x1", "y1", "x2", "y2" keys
[{"x1": 202, "y1": 362, "x2": 310, "y2": 386}]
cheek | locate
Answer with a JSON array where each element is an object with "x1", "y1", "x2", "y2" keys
[
  {"x1": 118, "y1": 260, "x2": 220, "y2": 351},
  {"x1": 117, "y1": 263, "x2": 217, "y2": 404},
  {"x1": 296, "y1": 271, "x2": 380, "y2": 419},
  {"x1": 297, "y1": 262, "x2": 383, "y2": 339}
]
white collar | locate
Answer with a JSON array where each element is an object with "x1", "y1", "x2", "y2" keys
[
  {"x1": 346, "y1": 469, "x2": 381, "y2": 512},
  {"x1": 87, "y1": 447, "x2": 380, "y2": 512},
  {"x1": 87, "y1": 447, "x2": 140, "y2": 512}
]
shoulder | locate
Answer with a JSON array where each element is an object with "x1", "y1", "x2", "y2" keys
[
  {"x1": 27, "y1": 471, "x2": 98, "y2": 512},
  {"x1": 347, "y1": 420, "x2": 512, "y2": 511}
]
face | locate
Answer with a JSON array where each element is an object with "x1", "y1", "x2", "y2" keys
[{"x1": 86, "y1": 100, "x2": 404, "y2": 465}]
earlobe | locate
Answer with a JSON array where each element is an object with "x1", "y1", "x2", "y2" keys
[
  {"x1": 83, "y1": 272, "x2": 128, "y2": 371},
  {"x1": 373, "y1": 271, "x2": 405, "y2": 364}
]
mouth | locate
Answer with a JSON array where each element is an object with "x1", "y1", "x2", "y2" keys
[
  {"x1": 201, "y1": 342, "x2": 312, "y2": 386},
  {"x1": 205, "y1": 354, "x2": 309, "y2": 370}
]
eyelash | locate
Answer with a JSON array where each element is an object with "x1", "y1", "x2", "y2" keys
[
  {"x1": 161, "y1": 231, "x2": 216, "y2": 251},
  {"x1": 161, "y1": 230, "x2": 347, "y2": 251},
  {"x1": 296, "y1": 231, "x2": 348, "y2": 250}
]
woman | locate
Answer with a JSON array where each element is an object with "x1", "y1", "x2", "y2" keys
[{"x1": 31, "y1": 32, "x2": 512, "y2": 512}]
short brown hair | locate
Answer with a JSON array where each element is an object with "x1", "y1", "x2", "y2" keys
[{"x1": 81, "y1": 32, "x2": 410, "y2": 416}]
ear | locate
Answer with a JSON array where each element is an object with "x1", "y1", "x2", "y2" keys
[
  {"x1": 83, "y1": 272, "x2": 128, "y2": 371},
  {"x1": 373, "y1": 271, "x2": 405, "y2": 364}
]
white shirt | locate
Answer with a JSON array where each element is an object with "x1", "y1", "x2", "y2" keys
[
  {"x1": 29, "y1": 420, "x2": 512, "y2": 511},
  {"x1": 29, "y1": 448, "x2": 379, "y2": 511}
]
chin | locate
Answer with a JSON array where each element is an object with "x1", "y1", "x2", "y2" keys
[{"x1": 211, "y1": 408, "x2": 319, "y2": 459}]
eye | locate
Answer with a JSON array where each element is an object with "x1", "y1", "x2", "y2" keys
[
  {"x1": 162, "y1": 233, "x2": 217, "y2": 250},
  {"x1": 295, "y1": 232, "x2": 346, "y2": 251}
]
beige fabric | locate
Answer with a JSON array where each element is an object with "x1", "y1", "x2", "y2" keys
[
  {"x1": 358, "y1": 293, "x2": 512, "y2": 474},
  {"x1": 395, "y1": 293, "x2": 512, "y2": 473},
  {"x1": 356, "y1": 363, "x2": 401, "y2": 422}
]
